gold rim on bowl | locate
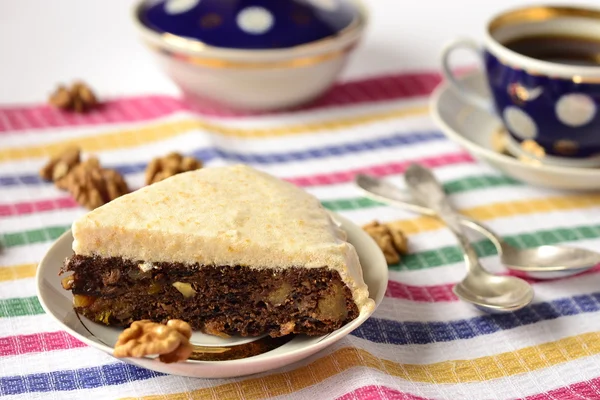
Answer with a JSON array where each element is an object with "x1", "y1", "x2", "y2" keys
[{"x1": 131, "y1": 0, "x2": 369, "y2": 67}]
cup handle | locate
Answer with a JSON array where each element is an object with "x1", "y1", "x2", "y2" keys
[{"x1": 441, "y1": 38, "x2": 492, "y2": 111}]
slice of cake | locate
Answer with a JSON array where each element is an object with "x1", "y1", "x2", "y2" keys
[{"x1": 60, "y1": 164, "x2": 374, "y2": 337}]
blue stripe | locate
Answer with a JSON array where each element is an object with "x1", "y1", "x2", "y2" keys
[
  {"x1": 2, "y1": 292, "x2": 600, "y2": 395},
  {"x1": 353, "y1": 292, "x2": 600, "y2": 345},
  {"x1": 0, "y1": 131, "x2": 445, "y2": 188},
  {"x1": 0, "y1": 363, "x2": 162, "y2": 396}
]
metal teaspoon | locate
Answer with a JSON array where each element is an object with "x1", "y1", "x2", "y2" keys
[
  {"x1": 403, "y1": 163, "x2": 534, "y2": 313},
  {"x1": 355, "y1": 174, "x2": 600, "y2": 279}
]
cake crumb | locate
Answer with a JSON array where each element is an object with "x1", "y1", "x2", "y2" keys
[
  {"x1": 113, "y1": 319, "x2": 193, "y2": 363},
  {"x1": 203, "y1": 321, "x2": 231, "y2": 338},
  {"x1": 279, "y1": 322, "x2": 296, "y2": 336},
  {"x1": 362, "y1": 220, "x2": 409, "y2": 265}
]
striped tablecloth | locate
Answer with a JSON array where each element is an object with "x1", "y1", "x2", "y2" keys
[{"x1": 2, "y1": 71, "x2": 600, "y2": 400}]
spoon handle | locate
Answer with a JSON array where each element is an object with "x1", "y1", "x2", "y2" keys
[
  {"x1": 404, "y1": 164, "x2": 484, "y2": 273},
  {"x1": 354, "y1": 174, "x2": 505, "y2": 251}
]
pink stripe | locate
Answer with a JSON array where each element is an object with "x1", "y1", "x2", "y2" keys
[
  {"x1": 2, "y1": 268, "x2": 600, "y2": 358},
  {"x1": 0, "y1": 197, "x2": 78, "y2": 217},
  {"x1": 386, "y1": 281, "x2": 457, "y2": 302},
  {"x1": 387, "y1": 265, "x2": 600, "y2": 302},
  {"x1": 0, "y1": 331, "x2": 86, "y2": 357},
  {"x1": 337, "y1": 385, "x2": 430, "y2": 400},
  {"x1": 523, "y1": 377, "x2": 600, "y2": 400},
  {"x1": 336, "y1": 379, "x2": 600, "y2": 400},
  {"x1": 0, "y1": 152, "x2": 473, "y2": 218},
  {"x1": 287, "y1": 153, "x2": 473, "y2": 187},
  {"x1": 0, "y1": 72, "x2": 442, "y2": 133}
]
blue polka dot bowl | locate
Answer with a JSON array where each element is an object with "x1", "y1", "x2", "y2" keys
[
  {"x1": 440, "y1": 5, "x2": 600, "y2": 168},
  {"x1": 132, "y1": 0, "x2": 367, "y2": 111}
]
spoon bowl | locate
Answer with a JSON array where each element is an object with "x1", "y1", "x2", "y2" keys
[
  {"x1": 403, "y1": 163, "x2": 534, "y2": 313},
  {"x1": 454, "y1": 272, "x2": 534, "y2": 313},
  {"x1": 502, "y1": 245, "x2": 600, "y2": 273}
]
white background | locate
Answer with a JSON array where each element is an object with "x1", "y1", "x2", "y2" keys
[{"x1": 1, "y1": 0, "x2": 598, "y2": 103}]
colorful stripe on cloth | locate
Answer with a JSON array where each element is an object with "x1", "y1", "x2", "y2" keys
[
  {"x1": 0, "y1": 72, "x2": 442, "y2": 132},
  {"x1": 2, "y1": 290, "x2": 600, "y2": 347},
  {"x1": 0, "y1": 130, "x2": 447, "y2": 188},
  {"x1": 2, "y1": 70, "x2": 600, "y2": 400}
]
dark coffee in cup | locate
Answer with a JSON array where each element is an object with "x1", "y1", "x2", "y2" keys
[
  {"x1": 441, "y1": 6, "x2": 600, "y2": 168},
  {"x1": 503, "y1": 34, "x2": 600, "y2": 66}
]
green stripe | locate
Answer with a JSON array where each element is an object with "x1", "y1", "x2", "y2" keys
[
  {"x1": 1, "y1": 225, "x2": 69, "y2": 248},
  {"x1": 3, "y1": 223, "x2": 600, "y2": 319},
  {"x1": 321, "y1": 175, "x2": 520, "y2": 211},
  {"x1": 322, "y1": 197, "x2": 382, "y2": 211},
  {"x1": 0, "y1": 296, "x2": 44, "y2": 318},
  {"x1": 444, "y1": 174, "x2": 519, "y2": 194},
  {"x1": 393, "y1": 224, "x2": 600, "y2": 271},
  {"x1": 0, "y1": 175, "x2": 520, "y2": 248}
]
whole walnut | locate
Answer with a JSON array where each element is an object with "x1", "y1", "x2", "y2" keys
[
  {"x1": 363, "y1": 221, "x2": 408, "y2": 264},
  {"x1": 113, "y1": 319, "x2": 193, "y2": 363},
  {"x1": 145, "y1": 152, "x2": 203, "y2": 185}
]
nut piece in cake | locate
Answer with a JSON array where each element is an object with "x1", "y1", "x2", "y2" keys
[{"x1": 113, "y1": 319, "x2": 193, "y2": 363}]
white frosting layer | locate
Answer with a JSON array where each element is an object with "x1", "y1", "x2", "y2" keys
[{"x1": 72, "y1": 164, "x2": 374, "y2": 313}]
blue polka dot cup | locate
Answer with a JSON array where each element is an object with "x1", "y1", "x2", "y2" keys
[
  {"x1": 441, "y1": 5, "x2": 600, "y2": 168},
  {"x1": 132, "y1": 0, "x2": 367, "y2": 111}
]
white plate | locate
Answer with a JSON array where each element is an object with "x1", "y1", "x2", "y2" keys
[
  {"x1": 36, "y1": 213, "x2": 387, "y2": 378},
  {"x1": 430, "y1": 70, "x2": 600, "y2": 191}
]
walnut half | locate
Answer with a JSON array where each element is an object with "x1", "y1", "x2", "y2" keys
[
  {"x1": 145, "y1": 152, "x2": 203, "y2": 185},
  {"x1": 363, "y1": 220, "x2": 409, "y2": 264},
  {"x1": 58, "y1": 157, "x2": 130, "y2": 209},
  {"x1": 39, "y1": 146, "x2": 81, "y2": 183},
  {"x1": 39, "y1": 147, "x2": 129, "y2": 210},
  {"x1": 49, "y1": 81, "x2": 98, "y2": 113},
  {"x1": 113, "y1": 319, "x2": 193, "y2": 363}
]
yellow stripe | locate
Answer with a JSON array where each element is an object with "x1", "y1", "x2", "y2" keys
[
  {"x1": 0, "y1": 105, "x2": 428, "y2": 162},
  {"x1": 388, "y1": 193, "x2": 600, "y2": 235},
  {"x1": 0, "y1": 264, "x2": 37, "y2": 282},
  {"x1": 124, "y1": 331, "x2": 600, "y2": 400}
]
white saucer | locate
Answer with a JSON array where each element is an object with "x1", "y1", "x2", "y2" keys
[
  {"x1": 430, "y1": 70, "x2": 600, "y2": 191},
  {"x1": 36, "y1": 213, "x2": 387, "y2": 378}
]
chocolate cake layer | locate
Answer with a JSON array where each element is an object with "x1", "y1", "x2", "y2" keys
[{"x1": 60, "y1": 255, "x2": 360, "y2": 337}]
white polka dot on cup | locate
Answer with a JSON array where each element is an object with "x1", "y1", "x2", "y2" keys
[
  {"x1": 164, "y1": 0, "x2": 200, "y2": 15},
  {"x1": 555, "y1": 93, "x2": 596, "y2": 127},
  {"x1": 503, "y1": 106, "x2": 538, "y2": 139},
  {"x1": 237, "y1": 7, "x2": 274, "y2": 34}
]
